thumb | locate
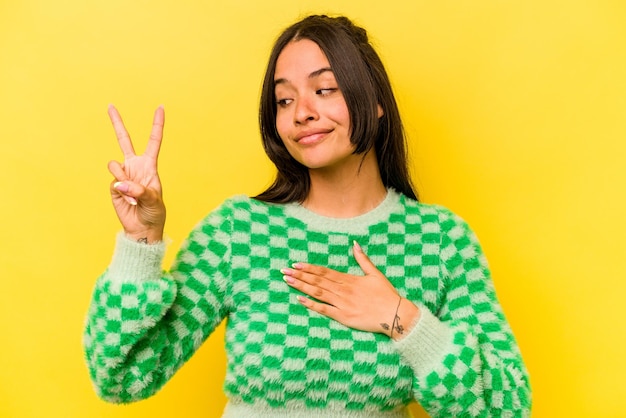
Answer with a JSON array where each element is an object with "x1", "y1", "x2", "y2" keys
[{"x1": 352, "y1": 241, "x2": 379, "y2": 275}]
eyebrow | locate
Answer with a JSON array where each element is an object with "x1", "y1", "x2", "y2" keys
[{"x1": 274, "y1": 67, "x2": 333, "y2": 86}]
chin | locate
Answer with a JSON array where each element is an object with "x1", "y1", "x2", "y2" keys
[{"x1": 291, "y1": 150, "x2": 358, "y2": 171}]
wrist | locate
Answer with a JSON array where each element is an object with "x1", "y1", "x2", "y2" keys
[
  {"x1": 390, "y1": 298, "x2": 420, "y2": 341},
  {"x1": 125, "y1": 228, "x2": 163, "y2": 244}
]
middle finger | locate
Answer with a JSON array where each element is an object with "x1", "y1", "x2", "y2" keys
[
  {"x1": 281, "y1": 266, "x2": 341, "y2": 290},
  {"x1": 282, "y1": 270, "x2": 338, "y2": 303}
]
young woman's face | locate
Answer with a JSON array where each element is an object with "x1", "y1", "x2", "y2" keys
[{"x1": 274, "y1": 39, "x2": 356, "y2": 171}]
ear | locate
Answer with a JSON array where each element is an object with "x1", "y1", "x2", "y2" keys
[{"x1": 377, "y1": 104, "x2": 384, "y2": 118}]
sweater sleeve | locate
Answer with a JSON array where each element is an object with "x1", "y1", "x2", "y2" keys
[
  {"x1": 83, "y1": 201, "x2": 233, "y2": 403},
  {"x1": 393, "y1": 208, "x2": 531, "y2": 417}
]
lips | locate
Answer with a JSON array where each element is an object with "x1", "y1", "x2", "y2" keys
[{"x1": 295, "y1": 129, "x2": 332, "y2": 145}]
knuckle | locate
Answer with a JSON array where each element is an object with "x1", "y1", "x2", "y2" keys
[{"x1": 310, "y1": 265, "x2": 324, "y2": 275}]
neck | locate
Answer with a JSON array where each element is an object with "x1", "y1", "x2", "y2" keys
[{"x1": 303, "y1": 152, "x2": 387, "y2": 218}]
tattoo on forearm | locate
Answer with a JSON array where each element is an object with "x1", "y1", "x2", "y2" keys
[
  {"x1": 137, "y1": 237, "x2": 148, "y2": 244},
  {"x1": 380, "y1": 323, "x2": 390, "y2": 331}
]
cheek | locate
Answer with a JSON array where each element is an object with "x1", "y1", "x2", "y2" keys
[
  {"x1": 331, "y1": 101, "x2": 351, "y2": 129},
  {"x1": 275, "y1": 114, "x2": 296, "y2": 154},
  {"x1": 275, "y1": 111, "x2": 290, "y2": 141}
]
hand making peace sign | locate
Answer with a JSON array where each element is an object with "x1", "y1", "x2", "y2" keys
[{"x1": 107, "y1": 105, "x2": 166, "y2": 243}]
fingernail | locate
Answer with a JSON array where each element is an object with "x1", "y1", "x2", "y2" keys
[
  {"x1": 297, "y1": 296, "x2": 307, "y2": 304},
  {"x1": 353, "y1": 240, "x2": 362, "y2": 253},
  {"x1": 292, "y1": 262, "x2": 303, "y2": 269},
  {"x1": 125, "y1": 196, "x2": 137, "y2": 206},
  {"x1": 280, "y1": 268, "x2": 294, "y2": 275},
  {"x1": 283, "y1": 275, "x2": 295, "y2": 284},
  {"x1": 114, "y1": 181, "x2": 129, "y2": 192}
]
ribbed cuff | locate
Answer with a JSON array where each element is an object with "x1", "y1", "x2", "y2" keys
[
  {"x1": 392, "y1": 307, "x2": 454, "y2": 377},
  {"x1": 107, "y1": 232, "x2": 166, "y2": 283},
  {"x1": 223, "y1": 402, "x2": 411, "y2": 418}
]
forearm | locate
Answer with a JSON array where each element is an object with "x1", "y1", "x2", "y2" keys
[
  {"x1": 84, "y1": 276, "x2": 178, "y2": 402},
  {"x1": 393, "y1": 307, "x2": 531, "y2": 417},
  {"x1": 84, "y1": 233, "x2": 175, "y2": 402}
]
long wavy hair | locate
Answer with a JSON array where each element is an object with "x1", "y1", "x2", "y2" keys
[{"x1": 254, "y1": 15, "x2": 418, "y2": 203}]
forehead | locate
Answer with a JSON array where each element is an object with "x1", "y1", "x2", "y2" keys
[{"x1": 274, "y1": 39, "x2": 332, "y2": 81}]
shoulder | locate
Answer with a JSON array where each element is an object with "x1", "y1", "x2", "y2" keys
[
  {"x1": 397, "y1": 193, "x2": 457, "y2": 224},
  {"x1": 398, "y1": 194, "x2": 473, "y2": 237},
  {"x1": 200, "y1": 194, "x2": 286, "y2": 224}
]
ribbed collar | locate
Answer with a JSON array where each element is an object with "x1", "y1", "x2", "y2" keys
[{"x1": 281, "y1": 189, "x2": 402, "y2": 234}]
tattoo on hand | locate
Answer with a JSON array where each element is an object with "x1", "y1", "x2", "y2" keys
[
  {"x1": 393, "y1": 316, "x2": 404, "y2": 335},
  {"x1": 390, "y1": 296, "x2": 404, "y2": 338},
  {"x1": 382, "y1": 298, "x2": 406, "y2": 337},
  {"x1": 137, "y1": 237, "x2": 148, "y2": 244}
]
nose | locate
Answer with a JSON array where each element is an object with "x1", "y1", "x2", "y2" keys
[{"x1": 294, "y1": 95, "x2": 318, "y2": 124}]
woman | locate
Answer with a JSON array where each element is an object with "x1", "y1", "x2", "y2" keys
[{"x1": 84, "y1": 15, "x2": 531, "y2": 417}]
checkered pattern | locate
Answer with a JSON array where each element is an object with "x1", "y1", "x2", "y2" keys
[{"x1": 84, "y1": 190, "x2": 531, "y2": 417}]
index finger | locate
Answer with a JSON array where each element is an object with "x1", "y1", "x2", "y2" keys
[
  {"x1": 144, "y1": 105, "x2": 164, "y2": 159},
  {"x1": 108, "y1": 105, "x2": 136, "y2": 159},
  {"x1": 352, "y1": 241, "x2": 380, "y2": 275}
]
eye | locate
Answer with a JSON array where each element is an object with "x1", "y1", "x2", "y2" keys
[
  {"x1": 276, "y1": 98, "x2": 293, "y2": 107},
  {"x1": 316, "y1": 88, "x2": 338, "y2": 96}
]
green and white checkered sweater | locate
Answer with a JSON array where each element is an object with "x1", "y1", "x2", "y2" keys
[{"x1": 84, "y1": 189, "x2": 531, "y2": 417}]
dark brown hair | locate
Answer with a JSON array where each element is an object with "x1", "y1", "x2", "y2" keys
[{"x1": 255, "y1": 15, "x2": 418, "y2": 203}]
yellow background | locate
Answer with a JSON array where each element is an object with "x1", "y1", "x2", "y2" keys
[{"x1": 1, "y1": 1, "x2": 624, "y2": 417}]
